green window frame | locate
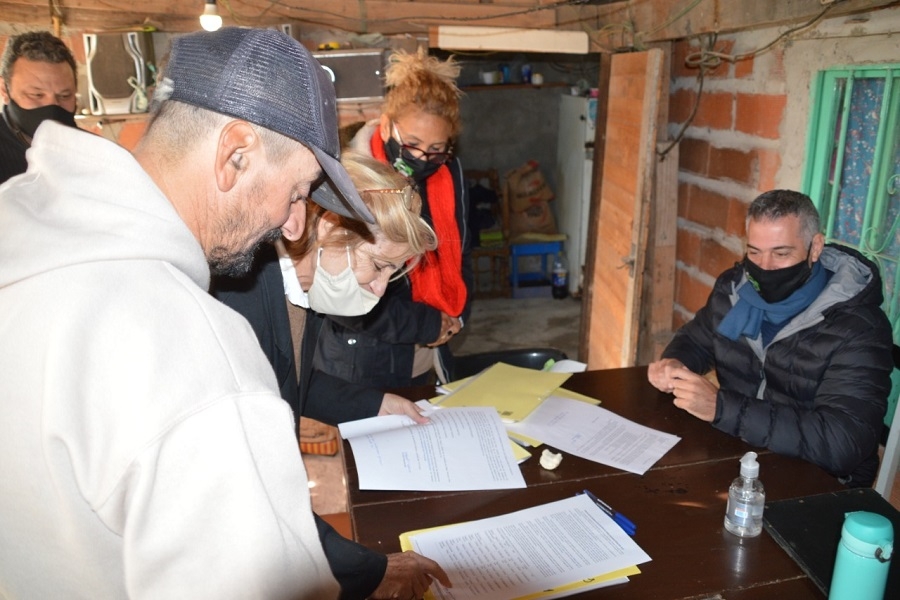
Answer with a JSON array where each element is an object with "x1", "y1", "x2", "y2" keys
[{"x1": 802, "y1": 63, "x2": 900, "y2": 428}]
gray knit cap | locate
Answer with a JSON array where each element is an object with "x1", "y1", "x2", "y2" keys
[{"x1": 159, "y1": 27, "x2": 373, "y2": 222}]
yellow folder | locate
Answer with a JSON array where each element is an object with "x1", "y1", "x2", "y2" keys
[{"x1": 434, "y1": 362, "x2": 571, "y2": 422}]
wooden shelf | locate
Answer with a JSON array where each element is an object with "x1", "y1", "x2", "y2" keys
[
  {"x1": 75, "y1": 112, "x2": 150, "y2": 126},
  {"x1": 461, "y1": 82, "x2": 570, "y2": 92}
]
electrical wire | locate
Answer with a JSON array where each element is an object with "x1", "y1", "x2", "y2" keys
[
  {"x1": 658, "y1": 2, "x2": 843, "y2": 159},
  {"x1": 657, "y1": 32, "x2": 715, "y2": 161},
  {"x1": 686, "y1": 2, "x2": 839, "y2": 66}
]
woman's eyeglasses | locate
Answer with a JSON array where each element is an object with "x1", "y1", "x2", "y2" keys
[
  {"x1": 361, "y1": 185, "x2": 414, "y2": 209},
  {"x1": 392, "y1": 123, "x2": 452, "y2": 165}
]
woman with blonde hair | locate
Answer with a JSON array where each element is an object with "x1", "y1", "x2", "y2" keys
[
  {"x1": 213, "y1": 152, "x2": 449, "y2": 600},
  {"x1": 316, "y1": 48, "x2": 473, "y2": 387},
  {"x1": 285, "y1": 151, "x2": 436, "y2": 308}
]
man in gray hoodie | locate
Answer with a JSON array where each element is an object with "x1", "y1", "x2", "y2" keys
[{"x1": 0, "y1": 27, "x2": 375, "y2": 598}]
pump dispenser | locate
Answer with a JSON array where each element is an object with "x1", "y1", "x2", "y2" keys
[{"x1": 724, "y1": 451, "x2": 765, "y2": 537}]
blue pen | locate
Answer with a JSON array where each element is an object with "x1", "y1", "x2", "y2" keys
[{"x1": 579, "y1": 489, "x2": 637, "y2": 536}]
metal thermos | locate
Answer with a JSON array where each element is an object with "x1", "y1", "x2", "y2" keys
[{"x1": 828, "y1": 511, "x2": 893, "y2": 600}]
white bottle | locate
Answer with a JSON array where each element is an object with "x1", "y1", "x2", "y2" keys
[{"x1": 724, "y1": 451, "x2": 766, "y2": 537}]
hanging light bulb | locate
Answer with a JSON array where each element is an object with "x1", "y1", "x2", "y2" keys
[{"x1": 199, "y1": 1, "x2": 223, "y2": 32}]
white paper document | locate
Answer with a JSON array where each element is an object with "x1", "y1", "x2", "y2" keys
[
  {"x1": 547, "y1": 359, "x2": 587, "y2": 373},
  {"x1": 505, "y1": 395, "x2": 680, "y2": 475},
  {"x1": 339, "y1": 406, "x2": 526, "y2": 491},
  {"x1": 404, "y1": 494, "x2": 651, "y2": 600}
]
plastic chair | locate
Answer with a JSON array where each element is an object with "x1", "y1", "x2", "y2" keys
[{"x1": 450, "y1": 347, "x2": 568, "y2": 381}]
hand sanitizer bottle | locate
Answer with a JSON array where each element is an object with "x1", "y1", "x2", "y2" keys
[{"x1": 724, "y1": 452, "x2": 765, "y2": 537}]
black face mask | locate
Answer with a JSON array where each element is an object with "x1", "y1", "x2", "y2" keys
[
  {"x1": 743, "y1": 250, "x2": 813, "y2": 304},
  {"x1": 6, "y1": 96, "x2": 77, "y2": 139},
  {"x1": 384, "y1": 137, "x2": 442, "y2": 182}
]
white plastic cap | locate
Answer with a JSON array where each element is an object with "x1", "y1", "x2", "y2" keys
[
  {"x1": 540, "y1": 449, "x2": 563, "y2": 470},
  {"x1": 739, "y1": 451, "x2": 759, "y2": 478}
]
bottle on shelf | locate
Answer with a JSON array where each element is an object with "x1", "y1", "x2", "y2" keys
[
  {"x1": 552, "y1": 251, "x2": 569, "y2": 299},
  {"x1": 724, "y1": 451, "x2": 765, "y2": 537}
]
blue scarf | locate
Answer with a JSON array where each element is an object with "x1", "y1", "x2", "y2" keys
[{"x1": 717, "y1": 261, "x2": 827, "y2": 344}]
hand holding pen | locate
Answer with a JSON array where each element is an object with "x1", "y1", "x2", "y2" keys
[{"x1": 579, "y1": 489, "x2": 637, "y2": 536}]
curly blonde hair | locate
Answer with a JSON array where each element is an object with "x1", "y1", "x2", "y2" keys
[
  {"x1": 286, "y1": 152, "x2": 436, "y2": 275},
  {"x1": 382, "y1": 48, "x2": 462, "y2": 138}
]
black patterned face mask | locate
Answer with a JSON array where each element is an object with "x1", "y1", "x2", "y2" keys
[
  {"x1": 6, "y1": 95, "x2": 76, "y2": 139},
  {"x1": 383, "y1": 136, "x2": 442, "y2": 182},
  {"x1": 743, "y1": 245, "x2": 813, "y2": 303}
]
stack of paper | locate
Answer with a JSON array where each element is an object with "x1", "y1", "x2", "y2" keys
[
  {"x1": 434, "y1": 363, "x2": 574, "y2": 422},
  {"x1": 338, "y1": 404, "x2": 527, "y2": 491},
  {"x1": 400, "y1": 494, "x2": 652, "y2": 599}
]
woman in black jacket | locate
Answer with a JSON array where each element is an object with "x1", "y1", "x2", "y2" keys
[{"x1": 313, "y1": 48, "x2": 474, "y2": 388}]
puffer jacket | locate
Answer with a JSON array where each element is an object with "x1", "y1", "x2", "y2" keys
[{"x1": 663, "y1": 244, "x2": 893, "y2": 487}]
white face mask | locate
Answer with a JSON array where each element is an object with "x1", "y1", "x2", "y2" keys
[
  {"x1": 275, "y1": 239, "x2": 310, "y2": 308},
  {"x1": 307, "y1": 247, "x2": 381, "y2": 316}
]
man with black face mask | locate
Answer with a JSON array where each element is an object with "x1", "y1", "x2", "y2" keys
[
  {"x1": 648, "y1": 189, "x2": 893, "y2": 488},
  {"x1": 0, "y1": 31, "x2": 78, "y2": 184}
]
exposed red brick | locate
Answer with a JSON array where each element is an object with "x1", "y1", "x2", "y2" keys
[
  {"x1": 699, "y1": 238, "x2": 742, "y2": 278},
  {"x1": 669, "y1": 88, "x2": 696, "y2": 124},
  {"x1": 672, "y1": 40, "x2": 698, "y2": 79},
  {"x1": 677, "y1": 181, "x2": 692, "y2": 219},
  {"x1": 708, "y1": 146, "x2": 753, "y2": 185},
  {"x1": 755, "y1": 148, "x2": 781, "y2": 191},
  {"x1": 678, "y1": 137, "x2": 710, "y2": 177},
  {"x1": 734, "y1": 54, "x2": 754, "y2": 79},
  {"x1": 769, "y1": 47, "x2": 786, "y2": 82},
  {"x1": 735, "y1": 93, "x2": 786, "y2": 139},
  {"x1": 703, "y1": 40, "x2": 735, "y2": 80},
  {"x1": 676, "y1": 269, "x2": 713, "y2": 315},
  {"x1": 693, "y1": 92, "x2": 733, "y2": 130},
  {"x1": 725, "y1": 198, "x2": 748, "y2": 239},
  {"x1": 676, "y1": 228, "x2": 702, "y2": 266},
  {"x1": 65, "y1": 34, "x2": 86, "y2": 63},
  {"x1": 685, "y1": 186, "x2": 730, "y2": 230}
]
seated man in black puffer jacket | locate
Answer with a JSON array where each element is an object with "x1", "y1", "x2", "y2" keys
[{"x1": 648, "y1": 189, "x2": 893, "y2": 488}]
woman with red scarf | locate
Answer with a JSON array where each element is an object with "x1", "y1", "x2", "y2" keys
[{"x1": 312, "y1": 49, "x2": 473, "y2": 386}]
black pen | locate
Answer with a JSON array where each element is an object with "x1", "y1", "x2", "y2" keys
[{"x1": 579, "y1": 489, "x2": 637, "y2": 536}]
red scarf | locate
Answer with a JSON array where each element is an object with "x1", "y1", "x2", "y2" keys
[{"x1": 370, "y1": 132, "x2": 467, "y2": 317}]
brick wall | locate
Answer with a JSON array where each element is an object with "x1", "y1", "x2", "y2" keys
[{"x1": 667, "y1": 35, "x2": 786, "y2": 329}]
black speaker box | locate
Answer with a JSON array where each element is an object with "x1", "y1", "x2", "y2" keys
[
  {"x1": 312, "y1": 49, "x2": 387, "y2": 103},
  {"x1": 83, "y1": 31, "x2": 155, "y2": 115}
]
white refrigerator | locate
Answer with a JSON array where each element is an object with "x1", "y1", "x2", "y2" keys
[{"x1": 555, "y1": 95, "x2": 597, "y2": 296}]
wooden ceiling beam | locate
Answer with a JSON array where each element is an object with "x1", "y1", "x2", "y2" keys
[
  {"x1": 1, "y1": 0, "x2": 562, "y2": 33},
  {"x1": 2, "y1": 0, "x2": 897, "y2": 40}
]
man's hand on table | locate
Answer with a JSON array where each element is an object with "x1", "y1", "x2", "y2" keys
[
  {"x1": 647, "y1": 358, "x2": 686, "y2": 392},
  {"x1": 648, "y1": 359, "x2": 718, "y2": 422},
  {"x1": 370, "y1": 551, "x2": 451, "y2": 600}
]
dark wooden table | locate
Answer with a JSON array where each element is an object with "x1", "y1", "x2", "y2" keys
[{"x1": 342, "y1": 366, "x2": 844, "y2": 599}]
